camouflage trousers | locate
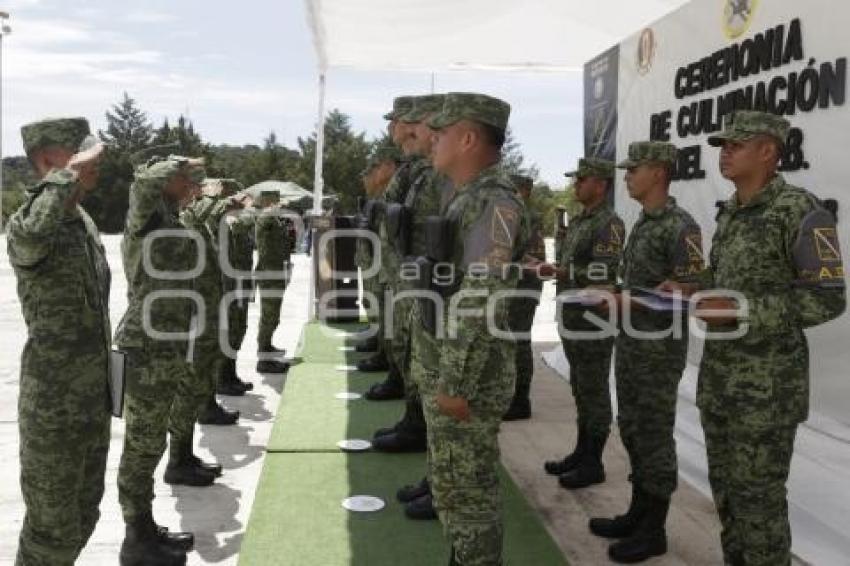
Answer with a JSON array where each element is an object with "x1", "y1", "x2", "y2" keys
[
  {"x1": 561, "y1": 336, "x2": 614, "y2": 439},
  {"x1": 419, "y1": 335, "x2": 515, "y2": 566},
  {"x1": 16, "y1": 357, "x2": 111, "y2": 566},
  {"x1": 508, "y1": 288, "x2": 541, "y2": 402},
  {"x1": 228, "y1": 298, "x2": 249, "y2": 353},
  {"x1": 168, "y1": 340, "x2": 220, "y2": 454},
  {"x1": 118, "y1": 345, "x2": 188, "y2": 522},
  {"x1": 389, "y1": 291, "x2": 425, "y2": 429},
  {"x1": 702, "y1": 412, "x2": 796, "y2": 566},
  {"x1": 257, "y1": 282, "x2": 286, "y2": 351},
  {"x1": 614, "y1": 334, "x2": 686, "y2": 498}
]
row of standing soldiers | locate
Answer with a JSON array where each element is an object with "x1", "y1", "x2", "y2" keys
[
  {"x1": 7, "y1": 117, "x2": 296, "y2": 566},
  {"x1": 353, "y1": 97, "x2": 845, "y2": 566}
]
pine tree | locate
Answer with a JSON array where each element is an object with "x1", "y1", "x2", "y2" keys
[{"x1": 98, "y1": 92, "x2": 153, "y2": 153}]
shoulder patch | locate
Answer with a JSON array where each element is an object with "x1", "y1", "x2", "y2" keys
[
  {"x1": 461, "y1": 197, "x2": 521, "y2": 273},
  {"x1": 593, "y1": 216, "x2": 625, "y2": 259},
  {"x1": 794, "y1": 207, "x2": 845, "y2": 287}
]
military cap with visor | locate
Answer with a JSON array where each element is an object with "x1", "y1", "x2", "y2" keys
[
  {"x1": 427, "y1": 92, "x2": 511, "y2": 132},
  {"x1": 383, "y1": 96, "x2": 416, "y2": 121},
  {"x1": 400, "y1": 94, "x2": 447, "y2": 123},
  {"x1": 21, "y1": 117, "x2": 91, "y2": 156},
  {"x1": 707, "y1": 110, "x2": 790, "y2": 147},
  {"x1": 617, "y1": 141, "x2": 678, "y2": 169},
  {"x1": 565, "y1": 157, "x2": 615, "y2": 179}
]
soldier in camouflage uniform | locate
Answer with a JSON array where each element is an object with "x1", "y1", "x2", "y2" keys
[
  {"x1": 8, "y1": 119, "x2": 111, "y2": 566},
  {"x1": 371, "y1": 94, "x2": 448, "y2": 456},
  {"x1": 363, "y1": 95, "x2": 415, "y2": 392},
  {"x1": 588, "y1": 142, "x2": 704, "y2": 563},
  {"x1": 203, "y1": 178, "x2": 256, "y2": 396},
  {"x1": 541, "y1": 158, "x2": 623, "y2": 489},
  {"x1": 354, "y1": 146, "x2": 401, "y2": 372},
  {"x1": 174, "y1": 184, "x2": 245, "y2": 440},
  {"x1": 115, "y1": 149, "x2": 206, "y2": 565},
  {"x1": 502, "y1": 174, "x2": 546, "y2": 421},
  {"x1": 666, "y1": 111, "x2": 845, "y2": 566},
  {"x1": 255, "y1": 189, "x2": 294, "y2": 373},
  {"x1": 417, "y1": 92, "x2": 529, "y2": 566}
]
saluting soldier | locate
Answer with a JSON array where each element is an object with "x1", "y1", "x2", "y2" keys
[
  {"x1": 114, "y1": 148, "x2": 206, "y2": 565},
  {"x1": 8, "y1": 119, "x2": 111, "y2": 566}
]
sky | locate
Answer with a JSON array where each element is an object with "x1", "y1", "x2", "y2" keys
[{"x1": 0, "y1": 0, "x2": 585, "y2": 187}]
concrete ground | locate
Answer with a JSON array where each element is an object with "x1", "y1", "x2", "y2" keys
[{"x1": 499, "y1": 344, "x2": 725, "y2": 566}]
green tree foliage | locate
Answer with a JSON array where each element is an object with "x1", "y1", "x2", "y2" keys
[
  {"x1": 1, "y1": 156, "x2": 37, "y2": 228},
  {"x1": 291, "y1": 109, "x2": 372, "y2": 215}
]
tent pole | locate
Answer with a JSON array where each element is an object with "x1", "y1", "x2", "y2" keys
[{"x1": 308, "y1": 72, "x2": 327, "y2": 321}]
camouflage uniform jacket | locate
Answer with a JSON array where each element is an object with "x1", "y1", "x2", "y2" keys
[
  {"x1": 7, "y1": 168, "x2": 112, "y2": 423},
  {"x1": 255, "y1": 207, "x2": 294, "y2": 289},
  {"x1": 620, "y1": 196, "x2": 704, "y2": 333},
  {"x1": 437, "y1": 164, "x2": 530, "y2": 400},
  {"x1": 225, "y1": 209, "x2": 255, "y2": 295},
  {"x1": 557, "y1": 204, "x2": 624, "y2": 329},
  {"x1": 557, "y1": 204, "x2": 624, "y2": 292},
  {"x1": 379, "y1": 156, "x2": 426, "y2": 287},
  {"x1": 114, "y1": 160, "x2": 196, "y2": 350},
  {"x1": 181, "y1": 195, "x2": 230, "y2": 341},
  {"x1": 698, "y1": 175, "x2": 846, "y2": 426}
]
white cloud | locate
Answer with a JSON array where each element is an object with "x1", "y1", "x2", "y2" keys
[{"x1": 124, "y1": 10, "x2": 176, "y2": 24}]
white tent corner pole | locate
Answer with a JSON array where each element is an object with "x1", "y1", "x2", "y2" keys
[{"x1": 312, "y1": 71, "x2": 326, "y2": 216}]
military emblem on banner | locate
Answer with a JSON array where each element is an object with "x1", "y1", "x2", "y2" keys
[
  {"x1": 636, "y1": 28, "x2": 656, "y2": 76},
  {"x1": 723, "y1": 0, "x2": 759, "y2": 39}
]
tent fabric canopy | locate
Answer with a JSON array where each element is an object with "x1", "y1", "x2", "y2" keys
[{"x1": 306, "y1": 0, "x2": 690, "y2": 72}]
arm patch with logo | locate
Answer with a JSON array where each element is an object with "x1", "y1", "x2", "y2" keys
[
  {"x1": 593, "y1": 217, "x2": 625, "y2": 259},
  {"x1": 671, "y1": 221, "x2": 704, "y2": 281},
  {"x1": 461, "y1": 197, "x2": 521, "y2": 273},
  {"x1": 793, "y1": 208, "x2": 845, "y2": 288}
]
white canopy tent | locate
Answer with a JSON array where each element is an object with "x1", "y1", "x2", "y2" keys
[
  {"x1": 303, "y1": 3, "x2": 850, "y2": 564},
  {"x1": 303, "y1": 0, "x2": 690, "y2": 213}
]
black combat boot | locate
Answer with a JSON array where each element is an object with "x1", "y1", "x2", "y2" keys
[
  {"x1": 503, "y1": 379, "x2": 532, "y2": 421},
  {"x1": 119, "y1": 512, "x2": 188, "y2": 566},
  {"x1": 355, "y1": 335, "x2": 379, "y2": 353},
  {"x1": 256, "y1": 357, "x2": 290, "y2": 373},
  {"x1": 217, "y1": 359, "x2": 253, "y2": 396},
  {"x1": 164, "y1": 440, "x2": 217, "y2": 487},
  {"x1": 372, "y1": 397, "x2": 427, "y2": 452},
  {"x1": 405, "y1": 493, "x2": 438, "y2": 520},
  {"x1": 544, "y1": 425, "x2": 586, "y2": 476},
  {"x1": 589, "y1": 482, "x2": 647, "y2": 538},
  {"x1": 558, "y1": 433, "x2": 606, "y2": 489},
  {"x1": 155, "y1": 523, "x2": 195, "y2": 552},
  {"x1": 357, "y1": 352, "x2": 390, "y2": 372},
  {"x1": 364, "y1": 366, "x2": 405, "y2": 400},
  {"x1": 198, "y1": 398, "x2": 239, "y2": 425},
  {"x1": 397, "y1": 477, "x2": 430, "y2": 503},
  {"x1": 607, "y1": 493, "x2": 670, "y2": 563},
  {"x1": 502, "y1": 397, "x2": 531, "y2": 421}
]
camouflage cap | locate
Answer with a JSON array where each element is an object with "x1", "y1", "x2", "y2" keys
[
  {"x1": 510, "y1": 174, "x2": 534, "y2": 190},
  {"x1": 707, "y1": 110, "x2": 790, "y2": 147},
  {"x1": 427, "y1": 92, "x2": 511, "y2": 132},
  {"x1": 21, "y1": 117, "x2": 91, "y2": 155},
  {"x1": 129, "y1": 143, "x2": 180, "y2": 166},
  {"x1": 383, "y1": 96, "x2": 416, "y2": 121},
  {"x1": 400, "y1": 94, "x2": 447, "y2": 123},
  {"x1": 564, "y1": 157, "x2": 615, "y2": 179},
  {"x1": 617, "y1": 141, "x2": 678, "y2": 169}
]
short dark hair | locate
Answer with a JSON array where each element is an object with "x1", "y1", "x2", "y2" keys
[{"x1": 473, "y1": 122, "x2": 506, "y2": 150}]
